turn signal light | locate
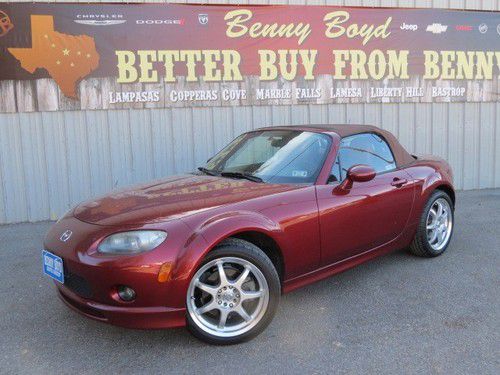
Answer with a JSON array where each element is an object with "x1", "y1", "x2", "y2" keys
[{"x1": 158, "y1": 262, "x2": 173, "y2": 283}]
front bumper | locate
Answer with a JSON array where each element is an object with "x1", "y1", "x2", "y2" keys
[
  {"x1": 44, "y1": 215, "x2": 197, "y2": 329},
  {"x1": 57, "y1": 285, "x2": 186, "y2": 329}
]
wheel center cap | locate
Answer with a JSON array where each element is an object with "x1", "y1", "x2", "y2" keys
[
  {"x1": 216, "y1": 285, "x2": 241, "y2": 308},
  {"x1": 222, "y1": 291, "x2": 234, "y2": 302}
]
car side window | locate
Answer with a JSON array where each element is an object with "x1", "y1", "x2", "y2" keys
[{"x1": 330, "y1": 133, "x2": 396, "y2": 182}]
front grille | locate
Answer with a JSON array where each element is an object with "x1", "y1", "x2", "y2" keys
[{"x1": 64, "y1": 268, "x2": 93, "y2": 299}]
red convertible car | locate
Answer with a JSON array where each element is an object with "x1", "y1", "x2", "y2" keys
[{"x1": 43, "y1": 124, "x2": 455, "y2": 344}]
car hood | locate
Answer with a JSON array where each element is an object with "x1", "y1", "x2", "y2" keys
[{"x1": 73, "y1": 174, "x2": 300, "y2": 226}]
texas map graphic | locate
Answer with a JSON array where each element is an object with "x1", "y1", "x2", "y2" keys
[{"x1": 8, "y1": 15, "x2": 99, "y2": 98}]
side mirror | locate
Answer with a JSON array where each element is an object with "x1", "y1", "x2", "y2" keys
[
  {"x1": 333, "y1": 165, "x2": 376, "y2": 194},
  {"x1": 348, "y1": 164, "x2": 376, "y2": 182}
]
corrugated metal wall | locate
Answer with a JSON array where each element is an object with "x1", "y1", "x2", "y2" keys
[{"x1": 0, "y1": 0, "x2": 499, "y2": 224}]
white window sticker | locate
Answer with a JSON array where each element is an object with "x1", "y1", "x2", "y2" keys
[{"x1": 292, "y1": 170, "x2": 308, "y2": 177}]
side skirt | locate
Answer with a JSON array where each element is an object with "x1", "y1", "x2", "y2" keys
[{"x1": 282, "y1": 225, "x2": 416, "y2": 294}]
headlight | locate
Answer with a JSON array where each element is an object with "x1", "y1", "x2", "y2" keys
[{"x1": 97, "y1": 230, "x2": 167, "y2": 255}]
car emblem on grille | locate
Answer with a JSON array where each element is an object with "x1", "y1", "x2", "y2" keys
[{"x1": 60, "y1": 230, "x2": 73, "y2": 242}]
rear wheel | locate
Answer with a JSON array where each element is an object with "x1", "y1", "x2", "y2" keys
[
  {"x1": 409, "y1": 190, "x2": 454, "y2": 257},
  {"x1": 186, "y1": 239, "x2": 280, "y2": 345}
]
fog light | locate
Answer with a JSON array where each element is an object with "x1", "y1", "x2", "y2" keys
[{"x1": 117, "y1": 285, "x2": 136, "y2": 302}]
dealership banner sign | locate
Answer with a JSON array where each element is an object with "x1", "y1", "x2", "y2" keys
[{"x1": 0, "y1": 4, "x2": 499, "y2": 112}]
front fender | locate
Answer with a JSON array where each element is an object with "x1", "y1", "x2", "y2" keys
[
  {"x1": 165, "y1": 211, "x2": 282, "y2": 307},
  {"x1": 199, "y1": 210, "x2": 280, "y2": 241}
]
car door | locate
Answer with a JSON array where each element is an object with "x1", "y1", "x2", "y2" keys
[{"x1": 316, "y1": 133, "x2": 415, "y2": 266}]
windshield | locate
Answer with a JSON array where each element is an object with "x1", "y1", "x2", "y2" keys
[{"x1": 203, "y1": 130, "x2": 331, "y2": 184}]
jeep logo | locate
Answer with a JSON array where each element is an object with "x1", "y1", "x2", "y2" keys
[{"x1": 400, "y1": 22, "x2": 418, "y2": 31}]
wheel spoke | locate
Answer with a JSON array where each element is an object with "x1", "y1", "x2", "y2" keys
[
  {"x1": 234, "y1": 305, "x2": 252, "y2": 322},
  {"x1": 428, "y1": 229, "x2": 438, "y2": 244},
  {"x1": 233, "y1": 266, "x2": 250, "y2": 288},
  {"x1": 438, "y1": 228, "x2": 446, "y2": 243},
  {"x1": 436, "y1": 202, "x2": 444, "y2": 218},
  {"x1": 217, "y1": 261, "x2": 229, "y2": 286},
  {"x1": 217, "y1": 308, "x2": 229, "y2": 329},
  {"x1": 429, "y1": 208, "x2": 437, "y2": 222},
  {"x1": 195, "y1": 280, "x2": 218, "y2": 297},
  {"x1": 196, "y1": 300, "x2": 217, "y2": 315},
  {"x1": 241, "y1": 290, "x2": 263, "y2": 301},
  {"x1": 427, "y1": 209, "x2": 437, "y2": 228}
]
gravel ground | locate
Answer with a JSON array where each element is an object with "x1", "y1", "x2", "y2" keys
[{"x1": 0, "y1": 189, "x2": 499, "y2": 374}]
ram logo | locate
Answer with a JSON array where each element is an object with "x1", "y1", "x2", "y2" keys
[{"x1": 198, "y1": 14, "x2": 208, "y2": 25}]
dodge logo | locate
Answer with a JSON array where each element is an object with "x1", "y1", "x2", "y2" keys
[
  {"x1": 0, "y1": 10, "x2": 14, "y2": 37},
  {"x1": 60, "y1": 230, "x2": 73, "y2": 242}
]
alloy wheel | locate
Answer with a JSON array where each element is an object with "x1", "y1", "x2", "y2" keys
[
  {"x1": 426, "y1": 197, "x2": 453, "y2": 251},
  {"x1": 187, "y1": 257, "x2": 269, "y2": 338}
]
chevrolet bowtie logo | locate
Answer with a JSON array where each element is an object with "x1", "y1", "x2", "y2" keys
[{"x1": 426, "y1": 23, "x2": 448, "y2": 34}]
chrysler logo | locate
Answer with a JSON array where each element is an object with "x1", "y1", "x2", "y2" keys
[
  {"x1": 74, "y1": 14, "x2": 126, "y2": 26},
  {"x1": 74, "y1": 20, "x2": 126, "y2": 26},
  {"x1": 60, "y1": 230, "x2": 73, "y2": 242}
]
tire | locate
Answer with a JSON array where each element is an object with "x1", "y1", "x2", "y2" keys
[
  {"x1": 409, "y1": 190, "x2": 454, "y2": 257},
  {"x1": 186, "y1": 238, "x2": 281, "y2": 345}
]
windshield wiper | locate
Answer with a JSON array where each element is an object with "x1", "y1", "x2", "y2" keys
[
  {"x1": 197, "y1": 167, "x2": 219, "y2": 176},
  {"x1": 220, "y1": 171, "x2": 263, "y2": 183}
]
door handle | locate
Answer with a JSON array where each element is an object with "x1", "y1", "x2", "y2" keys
[{"x1": 391, "y1": 178, "x2": 408, "y2": 187}]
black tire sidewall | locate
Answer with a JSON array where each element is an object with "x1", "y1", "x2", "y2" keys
[{"x1": 186, "y1": 241, "x2": 281, "y2": 345}]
